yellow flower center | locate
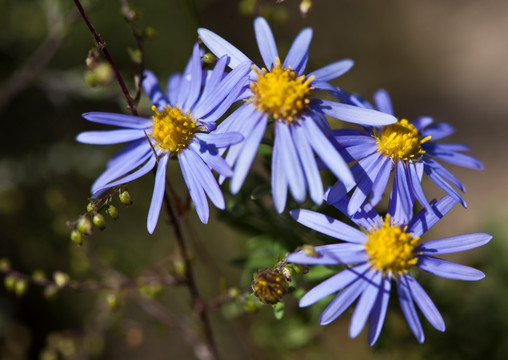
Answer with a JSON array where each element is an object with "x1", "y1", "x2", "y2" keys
[
  {"x1": 364, "y1": 215, "x2": 419, "y2": 275},
  {"x1": 151, "y1": 105, "x2": 199, "y2": 153},
  {"x1": 375, "y1": 119, "x2": 431, "y2": 161},
  {"x1": 249, "y1": 57, "x2": 314, "y2": 124}
]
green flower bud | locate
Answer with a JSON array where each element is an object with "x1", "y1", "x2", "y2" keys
[
  {"x1": 53, "y1": 271, "x2": 70, "y2": 288},
  {"x1": 302, "y1": 244, "x2": 318, "y2": 257},
  {"x1": 299, "y1": 0, "x2": 312, "y2": 17},
  {"x1": 0, "y1": 258, "x2": 10, "y2": 272},
  {"x1": 202, "y1": 52, "x2": 217, "y2": 64},
  {"x1": 119, "y1": 191, "x2": 132, "y2": 206},
  {"x1": 14, "y1": 278, "x2": 27, "y2": 296},
  {"x1": 243, "y1": 300, "x2": 258, "y2": 313},
  {"x1": 106, "y1": 205, "x2": 119, "y2": 220},
  {"x1": 70, "y1": 230, "x2": 83, "y2": 245},
  {"x1": 32, "y1": 270, "x2": 47, "y2": 283},
  {"x1": 93, "y1": 213, "x2": 106, "y2": 230},
  {"x1": 106, "y1": 293, "x2": 120, "y2": 309},
  {"x1": 143, "y1": 27, "x2": 157, "y2": 39},
  {"x1": 44, "y1": 285, "x2": 59, "y2": 299},
  {"x1": 172, "y1": 260, "x2": 186, "y2": 278},
  {"x1": 138, "y1": 284, "x2": 162, "y2": 299},
  {"x1": 292, "y1": 264, "x2": 309, "y2": 274},
  {"x1": 4, "y1": 275, "x2": 16, "y2": 291},
  {"x1": 86, "y1": 202, "x2": 96, "y2": 213},
  {"x1": 228, "y1": 287, "x2": 241, "y2": 298},
  {"x1": 77, "y1": 216, "x2": 93, "y2": 235}
]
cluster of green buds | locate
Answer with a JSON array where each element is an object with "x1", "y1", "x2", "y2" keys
[
  {"x1": 84, "y1": 48, "x2": 114, "y2": 87},
  {"x1": 68, "y1": 187, "x2": 132, "y2": 245},
  {"x1": 1, "y1": 259, "x2": 27, "y2": 296}
]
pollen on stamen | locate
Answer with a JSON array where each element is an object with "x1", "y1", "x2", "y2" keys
[
  {"x1": 364, "y1": 215, "x2": 420, "y2": 275},
  {"x1": 151, "y1": 105, "x2": 199, "y2": 153},
  {"x1": 249, "y1": 57, "x2": 314, "y2": 124},
  {"x1": 375, "y1": 119, "x2": 431, "y2": 161}
]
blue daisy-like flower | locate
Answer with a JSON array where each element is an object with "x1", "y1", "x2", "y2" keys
[
  {"x1": 198, "y1": 17, "x2": 396, "y2": 213},
  {"x1": 287, "y1": 195, "x2": 491, "y2": 344},
  {"x1": 77, "y1": 43, "x2": 251, "y2": 232},
  {"x1": 327, "y1": 89, "x2": 484, "y2": 219}
]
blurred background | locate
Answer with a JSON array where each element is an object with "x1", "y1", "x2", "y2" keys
[{"x1": 1, "y1": 0, "x2": 508, "y2": 359}]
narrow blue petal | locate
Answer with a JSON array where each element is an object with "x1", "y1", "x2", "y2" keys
[
  {"x1": 230, "y1": 115, "x2": 267, "y2": 193},
  {"x1": 425, "y1": 168, "x2": 467, "y2": 208},
  {"x1": 195, "y1": 132, "x2": 244, "y2": 148},
  {"x1": 197, "y1": 28, "x2": 251, "y2": 69},
  {"x1": 289, "y1": 209, "x2": 367, "y2": 243},
  {"x1": 422, "y1": 122, "x2": 455, "y2": 141},
  {"x1": 397, "y1": 276, "x2": 425, "y2": 343},
  {"x1": 254, "y1": 17, "x2": 278, "y2": 68},
  {"x1": 331, "y1": 197, "x2": 382, "y2": 230},
  {"x1": 423, "y1": 157, "x2": 465, "y2": 192},
  {"x1": 185, "y1": 148, "x2": 225, "y2": 210},
  {"x1": 216, "y1": 103, "x2": 255, "y2": 134},
  {"x1": 194, "y1": 61, "x2": 251, "y2": 119},
  {"x1": 283, "y1": 28, "x2": 312, "y2": 74},
  {"x1": 408, "y1": 161, "x2": 432, "y2": 212},
  {"x1": 332, "y1": 129, "x2": 370, "y2": 147},
  {"x1": 179, "y1": 151, "x2": 209, "y2": 223},
  {"x1": 76, "y1": 129, "x2": 145, "y2": 144},
  {"x1": 405, "y1": 274, "x2": 445, "y2": 332},
  {"x1": 325, "y1": 181, "x2": 349, "y2": 205},
  {"x1": 318, "y1": 99, "x2": 397, "y2": 126},
  {"x1": 142, "y1": 70, "x2": 168, "y2": 110},
  {"x1": 189, "y1": 141, "x2": 233, "y2": 177},
  {"x1": 372, "y1": 89, "x2": 393, "y2": 115},
  {"x1": 82, "y1": 112, "x2": 151, "y2": 129},
  {"x1": 427, "y1": 143, "x2": 471, "y2": 152},
  {"x1": 308, "y1": 59, "x2": 354, "y2": 82},
  {"x1": 389, "y1": 161, "x2": 413, "y2": 225},
  {"x1": 310, "y1": 81, "x2": 337, "y2": 93},
  {"x1": 297, "y1": 263, "x2": 371, "y2": 307},
  {"x1": 93, "y1": 156, "x2": 156, "y2": 193},
  {"x1": 271, "y1": 137, "x2": 288, "y2": 213},
  {"x1": 418, "y1": 233, "x2": 492, "y2": 255},
  {"x1": 302, "y1": 116, "x2": 354, "y2": 187},
  {"x1": 368, "y1": 276, "x2": 391, "y2": 345},
  {"x1": 287, "y1": 244, "x2": 366, "y2": 265},
  {"x1": 426, "y1": 144, "x2": 484, "y2": 170},
  {"x1": 182, "y1": 43, "x2": 203, "y2": 110},
  {"x1": 348, "y1": 152, "x2": 385, "y2": 214},
  {"x1": 412, "y1": 116, "x2": 433, "y2": 131},
  {"x1": 340, "y1": 141, "x2": 378, "y2": 161},
  {"x1": 292, "y1": 124, "x2": 323, "y2": 205},
  {"x1": 417, "y1": 256, "x2": 485, "y2": 281},
  {"x1": 350, "y1": 271, "x2": 383, "y2": 338},
  {"x1": 166, "y1": 73, "x2": 181, "y2": 106},
  {"x1": 147, "y1": 154, "x2": 168, "y2": 234},
  {"x1": 320, "y1": 272, "x2": 373, "y2": 325},
  {"x1": 199, "y1": 55, "x2": 228, "y2": 105},
  {"x1": 408, "y1": 195, "x2": 458, "y2": 237},
  {"x1": 276, "y1": 122, "x2": 306, "y2": 203},
  {"x1": 369, "y1": 157, "x2": 392, "y2": 206}
]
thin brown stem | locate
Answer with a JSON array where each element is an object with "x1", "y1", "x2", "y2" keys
[
  {"x1": 163, "y1": 190, "x2": 220, "y2": 360},
  {"x1": 73, "y1": 0, "x2": 138, "y2": 115}
]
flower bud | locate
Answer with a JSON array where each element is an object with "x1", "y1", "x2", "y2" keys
[
  {"x1": 202, "y1": 52, "x2": 217, "y2": 65},
  {"x1": 14, "y1": 278, "x2": 27, "y2": 296},
  {"x1": 70, "y1": 230, "x2": 83, "y2": 245},
  {"x1": 53, "y1": 271, "x2": 70, "y2": 288},
  {"x1": 106, "y1": 293, "x2": 120, "y2": 309},
  {"x1": 252, "y1": 268, "x2": 288, "y2": 305},
  {"x1": 106, "y1": 205, "x2": 119, "y2": 220},
  {"x1": 0, "y1": 258, "x2": 10, "y2": 272},
  {"x1": 4, "y1": 275, "x2": 16, "y2": 291},
  {"x1": 282, "y1": 267, "x2": 292, "y2": 282},
  {"x1": 86, "y1": 202, "x2": 96, "y2": 213},
  {"x1": 77, "y1": 216, "x2": 92, "y2": 235},
  {"x1": 93, "y1": 213, "x2": 106, "y2": 230},
  {"x1": 44, "y1": 285, "x2": 59, "y2": 299},
  {"x1": 302, "y1": 244, "x2": 318, "y2": 257},
  {"x1": 119, "y1": 191, "x2": 132, "y2": 206},
  {"x1": 299, "y1": 0, "x2": 312, "y2": 17},
  {"x1": 32, "y1": 270, "x2": 47, "y2": 283}
]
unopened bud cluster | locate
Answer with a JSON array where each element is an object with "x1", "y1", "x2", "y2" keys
[
  {"x1": 252, "y1": 267, "x2": 288, "y2": 305},
  {"x1": 68, "y1": 187, "x2": 133, "y2": 245}
]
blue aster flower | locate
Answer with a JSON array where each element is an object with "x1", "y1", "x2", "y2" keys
[
  {"x1": 326, "y1": 89, "x2": 484, "y2": 218},
  {"x1": 287, "y1": 195, "x2": 491, "y2": 344},
  {"x1": 76, "y1": 43, "x2": 251, "y2": 232},
  {"x1": 198, "y1": 17, "x2": 396, "y2": 213}
]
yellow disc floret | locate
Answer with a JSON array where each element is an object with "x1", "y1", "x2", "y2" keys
[
  {"x1": 151, "y1": 105, "x2": 199, "y2": 153},
  {"x1": 249, "y1": 57, "x2": 314, "y2": 124},
  {"x1": 364, "y1": 215, "x2": 420, "y2": 275},
  {"x1": 375, "y1": 119, "x2": 431, "y2": 161}
]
